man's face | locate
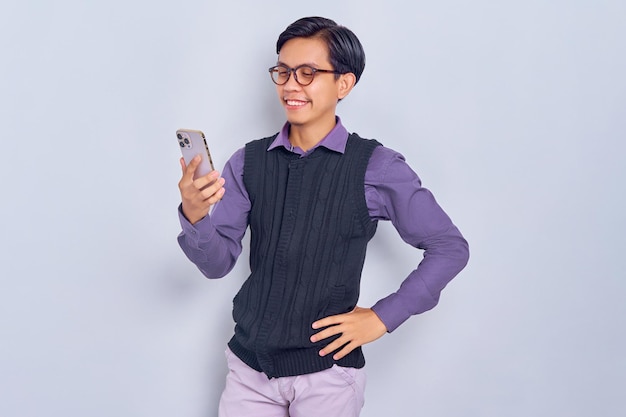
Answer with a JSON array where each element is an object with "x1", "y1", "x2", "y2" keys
[{"x1": 275, "y1": 37, "x2": 349, "y2": 129}]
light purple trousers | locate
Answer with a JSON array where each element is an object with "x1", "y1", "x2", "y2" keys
[{"x1": 218, "y1": 348, "x2": 367, "y2": 417}]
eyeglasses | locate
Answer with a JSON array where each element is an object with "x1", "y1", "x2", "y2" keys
[{"x1": 268, "y1": 64, "x2": 342, "y2": 86}]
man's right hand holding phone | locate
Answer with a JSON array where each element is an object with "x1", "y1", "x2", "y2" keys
[{"x1": 178, "y1": 154, "x2": 225, "y2": 224}]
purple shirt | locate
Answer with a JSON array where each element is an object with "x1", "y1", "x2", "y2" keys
[{"x1": 178, "y1": 118, "x2": 469, "y2": 332}]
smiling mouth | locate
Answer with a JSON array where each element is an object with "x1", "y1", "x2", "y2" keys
[{"x1": 285, "y1": 99, "x2": 309, "y2": 107}]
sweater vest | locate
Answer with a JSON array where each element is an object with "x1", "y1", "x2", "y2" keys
[{"x1": 228, "y1": 133, "x2": 381, "y2": 378}]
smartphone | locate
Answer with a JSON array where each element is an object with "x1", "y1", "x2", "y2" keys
[{"x1": 176, "y1": 128, "x2": 215, "y2": 179}]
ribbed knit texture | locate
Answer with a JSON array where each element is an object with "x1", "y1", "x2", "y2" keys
[{"x1": 228, "y1": 133, "x2": 380, "y2": 378}]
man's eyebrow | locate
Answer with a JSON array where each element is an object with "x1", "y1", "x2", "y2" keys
[{"x1": 276, "y1": 60, "x2": 320, "y2": 67}]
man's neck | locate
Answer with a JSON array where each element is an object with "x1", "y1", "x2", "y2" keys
[{"x1": 288, "y1": 117, "x2": 337, "y2": 152}]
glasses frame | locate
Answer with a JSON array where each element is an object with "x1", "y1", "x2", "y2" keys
[{"x1": 268, "y1": 64, "x2": 342, "y2": 86}]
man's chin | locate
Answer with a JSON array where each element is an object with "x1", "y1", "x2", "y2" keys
[{"x1": 285, "y1": 114, "x2": 308, "y2": 127}]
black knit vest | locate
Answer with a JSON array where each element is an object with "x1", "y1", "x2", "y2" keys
[{"x1": 228, "y1": 133, "x2": 381, "y2": 378}]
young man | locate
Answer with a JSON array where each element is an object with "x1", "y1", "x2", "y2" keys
[{"x1": 177, "y1": 16, "x2": 469, "y2": 417}]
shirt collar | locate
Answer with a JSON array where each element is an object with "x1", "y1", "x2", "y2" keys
[{"x1": 267, "y1": 116, "x2": 349, "y2": 155}]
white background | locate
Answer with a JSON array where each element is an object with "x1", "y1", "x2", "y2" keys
[{"x1": 1, "y1": 1, "x2": 625, "y2": 416}]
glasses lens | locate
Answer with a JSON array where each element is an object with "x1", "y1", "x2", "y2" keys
[
  {"x1": 270, "y1": 66, "x2": 289, "y2": 85},
  {"x1": 295, "y1": 66, "x2": 315, "y2": 86}
]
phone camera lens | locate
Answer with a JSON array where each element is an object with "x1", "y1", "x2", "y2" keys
[
  {"x1": 184, "y1": 138, "x2": 190, "y2": 144},
  {"x1": 177, "y1": 133, "x2": 183, "y2": 140},
  {"x1": 179, "y1": 141, "x2": 185, "y2": 147}
]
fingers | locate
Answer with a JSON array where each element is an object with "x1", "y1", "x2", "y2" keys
[
  {"x1": 310, "y1": 307, "x2": 387, "y2": 361},
  {"x1": 310, "y1": 314, "x2": 350, "y2": 359},
  {"x1": 319, "y1": 336, "x2": 354, "y2": 360},
  {"x1": 312, "y1": 315, "x2": 340, "y2": 330},
  {"x1": 191, "y1": 170, "x2": 218, "y2": 190},
  {"x1": 184, "y1": 174, "x2": 224, "y2": 204},
  {"x1": 310, "y1": 323, "x2": 342, "y2": 343},
  {"x1": 311, "y1": 325, "x2": 352, "y2": 360},
  {"x1": 328, "y1": 341, "x2": 357, "y2": 361},
  {"x1": 180, "y1": 156, "x2": 221, "y2": 192},
  {"x1": 178, "y1": 154, "x2": 225, "y2": 224},
  {"x1": 197, "y1": 176, "x2": 226, "y2": 203},
  {"x1": 181, "y1": 154, "x2": 200, "y2": 179}
]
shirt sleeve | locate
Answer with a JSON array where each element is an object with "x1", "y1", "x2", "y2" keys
[
  {"x1": 177, "y1": 147, "x2": 250, "y2": 278},
  {"x1": 365, "y1": 146, "x2": 470, "y2": 332}
]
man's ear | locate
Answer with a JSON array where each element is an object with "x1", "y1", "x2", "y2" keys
[{"x1": 337, "y1": 72, "x2": 357, "y2": 100}]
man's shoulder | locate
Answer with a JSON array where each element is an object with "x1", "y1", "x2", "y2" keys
[
  {"x1": 245, "y1": 133, "x2": 279, "y2": 148},
  {"x1": 346, "y1": 132, "x2": 383, "y2": 149},
  {"x1": 345, "y1": 134, "x2": 408, "y2": 177},
  {"x1": 348, "y1": 133, "x2": 404, "y2": 158}
]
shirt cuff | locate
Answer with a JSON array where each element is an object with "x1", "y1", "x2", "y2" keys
[
  {"x1": 371, "y1": 295, "x2": 411, "y2": 333},
  {"x1": 177, "y1": 204, "x2": 216, "y2": 246}
]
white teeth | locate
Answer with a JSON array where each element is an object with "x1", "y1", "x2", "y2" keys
[{"x1": 286, "y1": 100, "x2": 306, "y2": 106}]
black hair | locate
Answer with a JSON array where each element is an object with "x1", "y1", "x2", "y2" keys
[{"x1": 276, "y1": 16, "x2": 366, "y2": 84}]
